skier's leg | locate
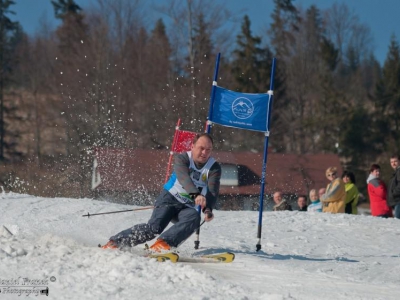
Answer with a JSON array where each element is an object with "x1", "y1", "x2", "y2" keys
[
  {"x1": 110, "y1": 190, "x2": 178, "y2": 247},
  {"x1": 158, "y1": 206, "x2": 200, "y2": 247}
]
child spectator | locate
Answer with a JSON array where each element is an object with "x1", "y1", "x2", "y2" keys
[{"x1": 307, "y1": 189, "x2": 322, "y2": 212}]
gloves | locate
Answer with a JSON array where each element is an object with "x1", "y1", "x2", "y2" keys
[
  {"x1": 203, "y1": 207, "x2": 214, "y2": 222},
  {"x1": 190, "y1": 193, "x2": 200, "y2": 201}
]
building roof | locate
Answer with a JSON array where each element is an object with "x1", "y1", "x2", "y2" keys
[{"x1": 92, "y1": 147, "x2": 343, "y2": 196}]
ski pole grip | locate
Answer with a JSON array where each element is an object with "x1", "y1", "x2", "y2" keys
[{"x1": 204, "y1": 208, "x2": 213, "y2": 219}]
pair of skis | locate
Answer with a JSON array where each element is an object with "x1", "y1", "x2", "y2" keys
[
  {"x1": 146, "y1": 252, "x2": 235, "y2": 263},
  {"x1": 99, "y1": 242, "x2": 235, "y2": 263}
]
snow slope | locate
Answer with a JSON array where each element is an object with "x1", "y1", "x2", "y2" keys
[{"x1": 1, "y1": 192, "x2": 399, "y2": 300}]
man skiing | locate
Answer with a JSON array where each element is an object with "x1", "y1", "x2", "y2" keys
[{"x1": 102, "y1": 133, "x2": 221, "y2": 252}]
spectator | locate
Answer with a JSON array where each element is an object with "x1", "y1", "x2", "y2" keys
[
  {"x1": 388, "y1": 155, "x2": 400, "y2": 219},
  {"x1": 318, "y1": 188, "x2": 326, "y2": 199},
  {"x1": 320, "y1": 167, "x2": 346, "y2": 213},
  {"x1": 297, "y1": 195, "x2": 308, "y2": 211},
  {"x1": 272, "y1": 191, "x2": 292, "y2": 211},
  {"x1": 342, "y1": 171, "x2": 359, "y2": 215},
  {"x1": 307, "y1": 189, "x2": 322, "y2": 212},
  {"x1": 367, "y1": 164, "x2": 392, "y2": 218}
]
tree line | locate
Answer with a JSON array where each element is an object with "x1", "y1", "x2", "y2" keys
[{"x1": 1, "y1": 0, "x2": 399, "y2": 198}]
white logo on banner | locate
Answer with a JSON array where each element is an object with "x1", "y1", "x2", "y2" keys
[{"x1": 232, "y1": 97, "x2": 254, "y2": 119}]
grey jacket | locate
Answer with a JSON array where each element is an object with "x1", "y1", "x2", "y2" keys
[{"x1": 388, "y1": 167, "x2": 400, "y2": 206}]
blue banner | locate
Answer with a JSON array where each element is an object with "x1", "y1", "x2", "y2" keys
[{"x1": 210, "y1": 86, "x2": 272, "y2": 132}]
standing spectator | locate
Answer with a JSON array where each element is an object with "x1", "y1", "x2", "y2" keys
[
  {"x1": 318, "y1": 188, "x2": 326, "y2": 199},
  {"x1": 297, "y1": 195, "x2": 308, "y2": 211},
  {"x1": 388, "y1": 155, "x2": 400, "y2": 219},
  {"x1": 342, "y1": 171, "x2": 359, "y2": 215},
  {"x1": 320, "y1": 167, "x2": 346, "y2": 213},
  {"x1": 272, "y1": 191, "x2": 292, "y2": 211},
  {"x1": 307, "y1": 189, "x2": 322, "y2": 212},
  {"x1": 367, "y1": 164, "x2": 392, "y2": 218}
]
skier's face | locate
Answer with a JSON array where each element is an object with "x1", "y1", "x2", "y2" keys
[{"x1": 191, "y1": 136, "x2": 213, "y2": 165}]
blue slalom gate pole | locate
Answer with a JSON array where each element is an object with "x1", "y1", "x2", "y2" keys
[
  {"x1": 256, "y1": 58, "x2": 276, "y2": 251},
  {"x1": 206, "y1": 52, "x2": 221, "y2": 134},
  {"x1": 194, "y1": 53, "x2": 221, "y2": 250}
]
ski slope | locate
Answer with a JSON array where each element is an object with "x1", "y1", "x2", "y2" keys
[{"x1": 1, "y1": 192, "x2": 399, "y2": 299}]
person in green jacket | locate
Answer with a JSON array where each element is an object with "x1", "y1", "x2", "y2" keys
[{"x1": 341, "y1": 171, "x2": 359, "y2": 215}]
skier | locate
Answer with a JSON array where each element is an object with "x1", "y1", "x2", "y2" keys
[{"x1": 101, "y1": 133, "x2": 221, "y2": 252}]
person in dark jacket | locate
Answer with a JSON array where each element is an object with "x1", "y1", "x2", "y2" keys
[
  {"x1": 388, "y1": 155, "x2": 400, "y2": 219},
  {"x1": 297, "y1": 195, "x2": 308, "y2": 211},
  {"x1": 272, "y1": 191, "x2": 292, "y2": 211},
  {"x1": 367, "y1": 164, "x2": 392, "y2": 218},
  {"x1": 101, "y1": 133, "x2": 221, "y2": 251}
]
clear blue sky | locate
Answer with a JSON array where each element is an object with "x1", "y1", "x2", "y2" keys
[{"x1": 10, "y1": 0, "x2": 400, "y2": 66}]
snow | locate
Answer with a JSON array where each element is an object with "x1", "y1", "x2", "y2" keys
[{"x1": 1, "y1": 192, "x2": 399, "y2": 300}]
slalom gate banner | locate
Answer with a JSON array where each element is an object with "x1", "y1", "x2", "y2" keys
[
  {"x1": 173, "y1": 130, "x2": 197, "y2": 152},
  {"x1": 209, "y1": 86, "x2": 272, "y2": 132}
]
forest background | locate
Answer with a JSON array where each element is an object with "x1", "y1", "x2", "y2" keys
[{"x1": 1, "y1": 0, "x2": 399, "y2": 203}]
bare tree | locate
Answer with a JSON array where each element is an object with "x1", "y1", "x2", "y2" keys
[
  {"x1": 155, "y1": 0, "x2": 233, "y2": 125},
  {"x1": 324, "y1": 2, "x2": 374, "y2": 66}
]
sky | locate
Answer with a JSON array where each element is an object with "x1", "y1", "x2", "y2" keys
[
  {"x1": 1, "y1": 191, "x2": 400, "y2": 299},
  {"x1": 8, "y1": 0, "x2": 400, "y2": 65}
]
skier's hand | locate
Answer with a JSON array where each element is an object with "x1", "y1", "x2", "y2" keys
[
  {"x1": 195, "y1": 195, "x2": 206, "y2": 209},
  {"x1": 203, "y1": 208, "x2": 214, "y2": 222}
]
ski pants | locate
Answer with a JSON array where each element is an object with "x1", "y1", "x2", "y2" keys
[
  {"x1": 110, "y1": 190, "x2": 201, "y2": 248},
  {"x1": 394, "y1": 203, "x2": 400, "y2": 219}
]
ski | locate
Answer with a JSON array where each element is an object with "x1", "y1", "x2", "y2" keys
[
  {"x1": 146, "y1": 252, "x2": 179, "y2": 263},
  {"x1": 99, "y1": 243, "x2": 234, "y2": 264},
  {"x1": 181, "y1": 252, "x2": 235, "y2": 263},
  {"x1": 147, "y1": 252, "x2": 235, "y2": 263},
  {"x1": 198, "y1": 252, "x2": 235, "y2": 263}
]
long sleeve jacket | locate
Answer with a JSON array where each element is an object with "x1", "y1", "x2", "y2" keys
[
  {"x1": 388, "y1": 167, "x2": 400, "y2": 207},
  {"x1": 367, "y1": 174, "x2": 392, "y2": 217},
  {"x1": 321, "y1": 178, "x2": 346, "y2": 213},
  {"x1": 173, "y1": 152, "x2": 221, "y2": 211}
]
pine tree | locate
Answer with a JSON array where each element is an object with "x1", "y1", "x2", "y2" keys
[
  {"x1": 268, "y1": 0, "x2": 299, "y2": 61},
  {"x1": 231, "y1": 15, "x2": 272, "y2": 93},
  {"x1": 375, "y1": 35, "x2": 400, "y2": 154},
  {"x1": 51, "y1": 0, "x2": 82, "y2": 19},
  {"x1": 228, "y1": 15, "x2": 274, "y2": 151},
  {"x1": 0, "y1": 0, "x2": 21, "y2": 161}
]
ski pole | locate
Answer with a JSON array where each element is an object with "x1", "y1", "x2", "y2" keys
[
  {"x1": 194, "y1": 206, "x2": 202, "y2": 249},
  {"x1": 82, "y1": 206, "x2": 154, "y2": 218},
  {"x1": 82, "y1": 202, "x2": 188, "y2": 218}
]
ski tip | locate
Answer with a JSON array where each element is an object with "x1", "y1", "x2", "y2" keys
[{"x1": 147, "y1": 252, "x2": 179, "y2": 263}]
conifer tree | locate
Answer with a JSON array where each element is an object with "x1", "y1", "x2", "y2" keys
[
  {"x1": 231, "y1": 15, "x2": 272, "y2": 93},
  {"x1": 229, "y1": 15, "x2": 274, "y2": 151},
  {"x1": 0, "y1": 0, "x2": 21, "y2": 161},
  {"x1": 375, "y1": 35, "x2": 400, "y2": 153}
]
